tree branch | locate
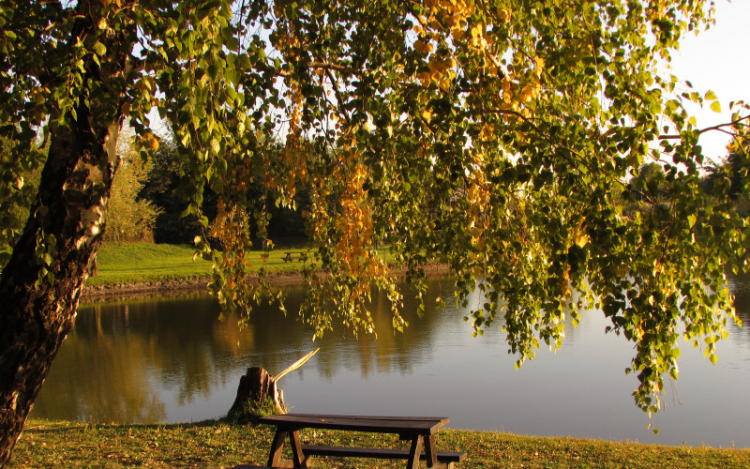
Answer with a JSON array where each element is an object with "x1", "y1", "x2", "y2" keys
[{"x1": 659, "y1": 115, "x2": 750, "y2": 140}]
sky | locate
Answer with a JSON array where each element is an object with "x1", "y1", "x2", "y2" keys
[{"x1": 668, "y1": 0, "x2": 750, "y2": 162}]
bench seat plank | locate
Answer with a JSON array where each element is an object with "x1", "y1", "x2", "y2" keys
[{"x1": 300, "y1": 444, "x2": 467, "y2": 462}]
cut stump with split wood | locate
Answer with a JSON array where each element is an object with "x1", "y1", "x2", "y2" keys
[
  {"x1": 227, "y1": 349, "x2": 319, "y2": 420},
  {"x1": 227, "y1": 367, "x2": 286, "y2": 419}
]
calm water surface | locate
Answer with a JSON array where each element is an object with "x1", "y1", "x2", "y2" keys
[{"x1": 32, "y1": 276, "x2": 750, "y2": 448}]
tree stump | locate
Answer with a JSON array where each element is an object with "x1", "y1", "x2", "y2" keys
[{"x1": 227, "y1": 367, "x2": 286, "y2": 420}]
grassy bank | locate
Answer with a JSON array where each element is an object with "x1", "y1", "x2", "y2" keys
[
  {"x1": 87, "y1": 243, "x2": 320, "y2": 286},
  {"x1": 11, "y1": 419, "x2": 750, "y2": 468},
  {"x1": 87, "y1": 242, "x2": 409, "y2": 288}
]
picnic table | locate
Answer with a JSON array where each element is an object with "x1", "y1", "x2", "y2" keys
[
  {"x1": 282, "y1": 252, "x2": 304, "y2": 262},
  {"x1": 232, "y1": 413, "x2": 466, "y2": 469}
]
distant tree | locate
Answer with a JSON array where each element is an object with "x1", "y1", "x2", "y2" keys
[
  {"x1": 0, "y1": 136, "x2": 44, "y2": 269},
  {"x1": 140, "y1": 131, "x2": 309, "y2": 246},
  {"x1": 139, "y1": 137, "x2": 207, "y2": 244},
  {"x1": 240, "y1": 137, "x2": 310, "y2": 246},
  {"x1": 103, "y1": 127, "x2": 160, "y2": 244},
  {"x1": 703, "y1": 148, "x2": 750, "y2": 216},
  {"x1": 633, "y1": 163, "x2": 668, "y2": 198}
]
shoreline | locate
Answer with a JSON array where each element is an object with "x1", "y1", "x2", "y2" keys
[{"x1": 81, "y1": 263, "x2": 452, "y2": 301}]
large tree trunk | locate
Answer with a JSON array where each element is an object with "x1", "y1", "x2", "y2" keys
[{"x1": 0, "y1": 3, "x2": 132, "y2": 465}]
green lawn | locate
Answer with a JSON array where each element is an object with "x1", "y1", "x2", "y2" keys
[
  {"x1": 87, "y1": 243, "x2": 318, "y2": 286},
  {"x1": 11, "y1": 419, "x2": 750, "y2": 469},
  {"x1": 88, "y1": 242, "x2": 400, "y2": 286}
]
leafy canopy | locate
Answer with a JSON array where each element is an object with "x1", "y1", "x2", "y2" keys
[{"x1": 2, "y1": 0, "x2": 750, "y2": 420}]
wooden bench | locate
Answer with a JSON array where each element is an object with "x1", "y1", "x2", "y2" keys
[
  {"x1": 232, "y1": 413, "x2": 466, "y2": 469},
  {"x1": 282, "y1": 252, "x2": 304, "y2": 262}
]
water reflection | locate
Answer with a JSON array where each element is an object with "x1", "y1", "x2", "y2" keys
[
  {"x1": 31, "y1": 305, "x2": 167, "y2": 423},
  {"x1": 32, "y1": 276, "x2": 750, "y2": 449},
  {"x1": 727, "y1": 270, "x2": 750, "y2": 338},
  {"x1": 34, "y1": 278, "x2": 456, "y2": 422}
]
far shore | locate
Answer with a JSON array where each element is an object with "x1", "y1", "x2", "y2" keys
[{"x1": 81, "y1": 258, "x2": 451, "y2": 301}]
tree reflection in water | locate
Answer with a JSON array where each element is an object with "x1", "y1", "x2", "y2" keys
[
  {"x1": 31, "y1": 304, "x2": 167, "y2": 423},
  {"x1": 32, "y1": 276, "x2": 458, "y2": 423}
]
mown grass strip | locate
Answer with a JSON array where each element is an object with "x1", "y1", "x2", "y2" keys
[
  {"x1": 88, "y1": 243, "x2": 314, "y2": 286},
  {"x1": 88, "y1": 243, "x2": 400, "y2": 286},
  {"x1": 11, "y1": 420, "x2": 750, "y2": 469},
  {"x1": 89, "y1": 242, "x2": 306, "y2": 286},
  {"x1": 87, "y1": 243, "x2": 212, "y2": 286}
]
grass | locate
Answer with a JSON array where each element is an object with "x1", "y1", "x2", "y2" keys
[
  {"x1": 88, "y1": 242, "x2": 403, "y2": 287},
  {"x1": 87, "y1": 243, "x2": 211, "y2": 286},
  {"x1": 88, "y1": 243, "x2": 321, "y2": 286},
  {"x1": 11, "y1": 419, "x2": 750, "y2": 468}
]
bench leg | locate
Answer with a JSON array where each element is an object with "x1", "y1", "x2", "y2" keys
[
  {"x1": 267, "y1": 428, "x2": 287, "y2": 467},
  {"x1": 424, "y1": 435, "x2": 439, "y2": 468},
  {"x1": 289, "y1": 430, "x2": 310, "y2": 468},
  {"x1": 407, "y1": 434, "x2": 424, "y2": 469}
]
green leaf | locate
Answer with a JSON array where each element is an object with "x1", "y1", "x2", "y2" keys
[
  {"x1": 210, "y1": 138, "x2": 221, "y2": 155},
  {"x1": 93, "y1": 41, "x2": 107, "y2": 56},
  {"x1": 226, "y1": 68, "x2": 240, "y2": 87}
]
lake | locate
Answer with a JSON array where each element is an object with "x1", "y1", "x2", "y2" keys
[{"x1": 32, "y1": 275, "x2": 750, "y2": 448}]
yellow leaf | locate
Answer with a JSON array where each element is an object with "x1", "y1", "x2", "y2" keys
[
  {"x1": 428, "y1": 58, "x2": 442, "y2": 77},
  {"x1": 575, "y1": 234, "x2": 589, "y2": 248},
  {"x1": 143, "y1": 132, "x2": 159, "y2": 151},
  {"x1": 710, "y1": 100, "x2": 721, "y2": 113},
  {"x1": 534, "y1": 56, "x2": 545, "y2": 71},
  {"x1": 422, "y1": 109, "x2": 432, "y2": 121},
  {"x1": 414, "y1": 39, "x2": 433, "y2": 54}
]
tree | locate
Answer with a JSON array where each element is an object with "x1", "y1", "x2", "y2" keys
[
  {"x1": 0, "y1": 136, "x2": 44, "y2": 269},
  {"x1": 1, "y1": 0, "x2": 750, "y2": 464},
  {"x1": 138, "y1": 135, "x2": 212, "y2": 244},
  {"x1": 703, "y1": 144, "x2": 750, "y2": 216},
  {"x1": 103, "y1": 125, "x2": 161, "y2": 244}
]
